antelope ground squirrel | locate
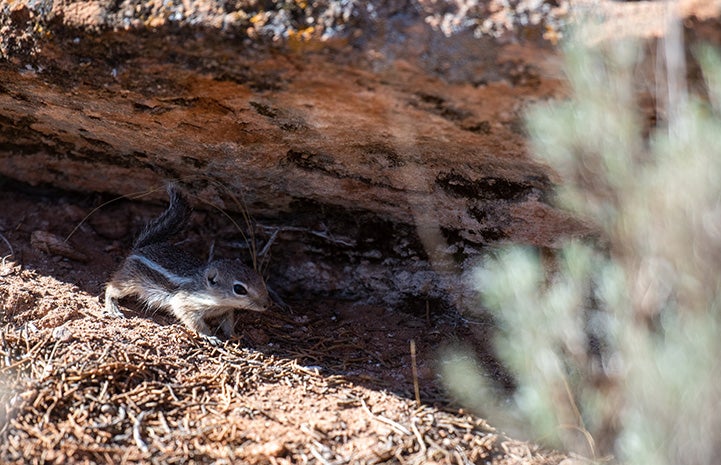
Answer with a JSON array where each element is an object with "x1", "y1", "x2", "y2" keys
[{"x1": 104, "y1": 186, "x2": 270, "y2": 343}]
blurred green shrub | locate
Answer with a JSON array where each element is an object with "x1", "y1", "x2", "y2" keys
[{"x1": 442, "y1": 36, "x2": 721, "y2": 464}]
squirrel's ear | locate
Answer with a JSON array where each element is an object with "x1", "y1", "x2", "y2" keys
[{"x1": 206, "y1": 267, "x2": 218, "y2": 285}]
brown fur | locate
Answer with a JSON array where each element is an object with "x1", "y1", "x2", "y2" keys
[{"x1": 104, "y1": 186, "x2": 269, "y2": 342}]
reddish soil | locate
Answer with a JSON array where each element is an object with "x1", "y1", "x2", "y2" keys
[{"x1": 0, "y1": 183, "x2": 563, "y2": 464}]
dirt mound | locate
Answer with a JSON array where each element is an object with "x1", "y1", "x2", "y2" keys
[{"x1": 0, "y1": 187, "x2": 564, "y2": 463}]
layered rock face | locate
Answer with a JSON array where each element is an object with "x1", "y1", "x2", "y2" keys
[{"x1": 0, "y1": 0, "x2": 617, "y2": 309}]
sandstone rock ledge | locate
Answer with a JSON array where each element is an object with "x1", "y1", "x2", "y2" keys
[{"x1": 0, "y1": 0, "x2": 595, "y2": 309}]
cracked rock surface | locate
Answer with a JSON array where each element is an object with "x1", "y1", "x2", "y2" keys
[{"x1": 0, "y1": 0, "x2": 612, "y2": 308}]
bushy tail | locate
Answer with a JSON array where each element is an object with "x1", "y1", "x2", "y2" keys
[{"x1": 133, "y1": 185, "x2": 191, "y2": 249}]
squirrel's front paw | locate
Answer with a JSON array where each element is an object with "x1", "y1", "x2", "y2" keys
[{"x1": 200, "y1": 334, "x2": 225, "y2": 346}]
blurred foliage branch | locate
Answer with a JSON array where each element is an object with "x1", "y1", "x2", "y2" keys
[{"x1": 443, "y1": 31, "x2": 721, "y2": 465}]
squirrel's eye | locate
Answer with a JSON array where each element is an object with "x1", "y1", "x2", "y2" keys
[
  {"x1": 233, "y1": 283, "x2": 248, "y2": 296},
  {"x1": 208, "y1": 276, "x2": 217, "y2": 285}
]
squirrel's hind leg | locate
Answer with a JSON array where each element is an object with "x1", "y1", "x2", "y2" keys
[{"x1": 104, "y1": 282, "x2": 130, "y2": 317}]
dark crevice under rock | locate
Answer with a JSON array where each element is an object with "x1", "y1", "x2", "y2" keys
[{"x1": 0, "y1": 2, "x2": 593, "y2": 312}]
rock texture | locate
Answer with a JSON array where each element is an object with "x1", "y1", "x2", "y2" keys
[{"x1": 3, "y1": 0, "x2": 715, "y2": 309}]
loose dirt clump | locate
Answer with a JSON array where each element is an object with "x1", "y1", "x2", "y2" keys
[{"x1": 0, "y1": 184, "x2": 564, "y2": 464}]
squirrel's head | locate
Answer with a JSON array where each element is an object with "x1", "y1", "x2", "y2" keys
[{"x1": 203, "y1": 260, "x2": 270, "y2": 312}]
